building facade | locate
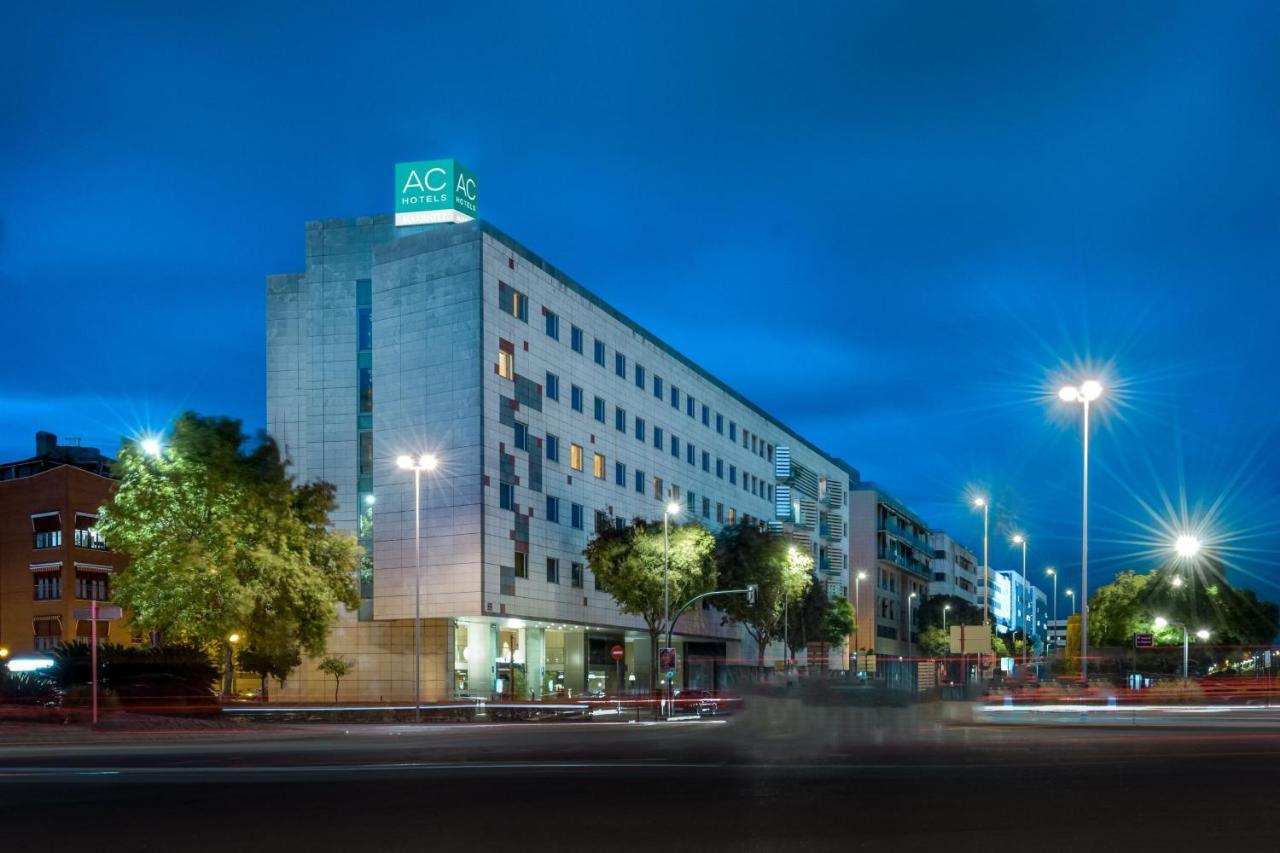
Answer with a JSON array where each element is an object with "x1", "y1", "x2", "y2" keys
[
  {"x1": 927, "y1": 530, "x2": 979, "y2": 607},
  {"x1": 847, "y1": 485, "x2": 932, "y2": 662},
  {"x1": 267, "y1": 215, "x2": 854, "y2": 701},
  {"x1": 990, "y1": 569, "x2": 1049, "y2": 651},
  {"x1": 0, "y1": 433, "x2": 129, "y2": 657}
]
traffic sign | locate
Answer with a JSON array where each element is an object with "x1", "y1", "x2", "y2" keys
[
  {"x1": 1134, "y1": 633, "x2": 1153, "y2": 648},
  {"x1": 610, "y1": 644, "x2": 625, "y2": 661},
  {"x1": 659, "y1": 647, "x2": 675, "y2": 671}
]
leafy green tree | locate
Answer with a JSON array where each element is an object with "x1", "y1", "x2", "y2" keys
[
  {"x1": 919, "y1": 595, "x2": 983, "y2": 631},
  {"x1": 715, "y1": 524, "x2": 813, "y2": 667},
  {"x1": 1088, "y1": 570, "x2": 1153, "y2": 646},
  {"x1": 919, "y1": 625, "x2": 950, "y2": 658},
  {"x1": 318, "y1": 656, "x2": 353, "y2": 703},
  {"x1": 811, "y1": 596, "x2": 855, "y2": 669},
  {"x1": 585, "y1": 518, "x2": 717, "y2": 688},
  {"x1": 98, "y1": 413, "x2": 360, "y2": 681},
  {"x1": 237, "y1": 621, "x2": 302, "y2": 701},
  {"x1": 784, "y1": 579, "x2": 829, "y2": 661}
]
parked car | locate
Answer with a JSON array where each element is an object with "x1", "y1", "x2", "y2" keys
[{"x1": 672, "y1": 688, "x2": 721, "y2": 716}]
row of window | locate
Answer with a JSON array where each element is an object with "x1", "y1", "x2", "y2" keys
[
  {"x1": 510, "y1": 552, "x2": 587, "y2": 588},
  {"x1": 33, "y1": 571, "x2": 110, "y2": 601},
  {"x1": 499, "y1": 283, "x2": 778, "y2": 463}
]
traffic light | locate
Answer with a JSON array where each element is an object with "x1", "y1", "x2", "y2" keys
[{"x1": 747, "y1": 584, "x2": 758, "y2": 605}]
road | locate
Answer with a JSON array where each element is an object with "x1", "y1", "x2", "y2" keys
[{"x1": 1, "y1": 698, "x2": 1277, "y2": 852}]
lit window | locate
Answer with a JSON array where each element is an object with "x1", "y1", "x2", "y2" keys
[
  {"x1": 499, "y1": 282, "x2": 528, "y2": 321},
  {"x1": 593, "y1": 453, "x2": 606, "y2": 479},
  {"x1": 497, "y1": 349, "x2": 514, "y2": 379},
  {"x1": 570, "y1": 444, "x2": 584, "y2": 471}
]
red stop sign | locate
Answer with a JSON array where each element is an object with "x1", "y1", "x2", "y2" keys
[{"x1": 610, "y1": 645, "x2": 625, "y2": 661}]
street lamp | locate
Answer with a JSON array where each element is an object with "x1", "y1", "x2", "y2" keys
[
  {"x1": 855, "y1": 570, "x2": 867, "y2": 664},
  {"x1": 1012, "y1": 534, "x2": 1028, "y2": 665},
  {"x1": 1046, "y1": 568, "x2": 1058, "y2": 649},
  {"x1": 662, "y1": 500, "x2": 681, "y2": 713},
  {"x1": 140, "y1": 436, "x2": 163, "y2": 458},
  {"x1": 398, "y1": 452, "x2": 440, "y2": 722},
  {"x1": 1175, "y1": 535, "x2": 1201, "y2": 559},
  {"x1": 943, "y1": 604, "x2": 951, "y2": 633},
  {"x1": 973, "y1": 498, "x2": 990, "y2": 629},
  {"x1": 1154, "y1": 617, "x2": 1208, "y2": 684},
  {"x1": 908, "y1": 592, "x2": 918, "y2": 659},
  {"x1": 1059, "y1": 378, "x2": 1102, "y2": 681},
  {"x1": 1066, "y1": 588, "x2": 1075, "y2": 615},
  {"x1": 224, "y1": 632, "x2": 242, "y2": 697}
]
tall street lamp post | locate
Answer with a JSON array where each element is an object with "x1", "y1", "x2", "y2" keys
[
  {"x1": 1046, "y1": 568, "x2": 1057, "y2": 649},
  {"x1": 908, "y1": 592, "x2": 918, "y2": 661},
  {"x1": 973, "y1": 498, "x2": 990, "y2": 629},
  {"x1": 1155, "y1": 617, "x2": 1210, "y2": 685},
  {"x1": 1012, "y1": 535, "x2": 1028, "y2": 665},
  {"x1": 854, "y1": 570, "x2": 867, "y2": 669},
  {"x1": 1059, "y1": 379, "x2": 1103, "y2": 682},
  {"x1": 943, "y1": 604, "x2": 951, "y2": 634},
  {"x1": 397, "y1": 453, "x2": 439, "y2": 723},
  {"x1": 662, "y1": 501, "x2": 681, "y2": 715},
  {"x1": 1066, "y1": 588, "x2": 1075, "y2": 615}
]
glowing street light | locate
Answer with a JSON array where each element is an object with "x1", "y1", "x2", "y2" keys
[
  {"x1": 1171, "y1": 576, "x2": 1184, "y2": 588},
  {"x1": 662, "y1": 500, "x2": 681, "y2": 713},
  {"x1": 1066, "y1": 588, "x2": 1075, "y2": 615},
  {"x1": 943, "y1": 604, "x2": 952, "y2": 633},
  {"x1": 972, "y1": 497, "x2": 990, "y2": 630},
  {"x1": 1046, "y1": 568, "x2": 1058, "y2": 648},
  {"x1": 1175, "y1": 535, "x2": 1201, "y2": 559},
  {"x1": 1059, "y1": 377, "x2": 1102, "y2": 682},
  {"x1": 140, "y1": 436, "x2": 163, "y2": 458},
  {"x1": 1011, "y1": 534, "x2": 1029, "y2": 665},
  {"x1": 908, "y1": 592, "x2": 918, "y2": 660},
  {"x1": 1154, "y1": 617, "x2": 1208, "y2": 683},
  {"x1": 398, "y1": 452, "x2": 440, "y2": 721}
]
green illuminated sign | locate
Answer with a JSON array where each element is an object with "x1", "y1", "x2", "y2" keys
[{"x1": 394, "y1": 159, "x2": 478, "y2": 226}]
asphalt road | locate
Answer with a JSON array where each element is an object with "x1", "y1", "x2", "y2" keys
[{"x1": 2, "y1": 699, "x2": 1278, "y2": 852}]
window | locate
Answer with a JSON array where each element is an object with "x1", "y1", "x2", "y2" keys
[
  {"x1": 32, "y1": 513, "x2": 61, "y2": 549},
  {"x1": 358, "y1": 431, "x2": 373, "y2": 477},
  {"x1": 615, "y1": 352, "x2": 626, "y2": 378},
  {"x1": 670, "y1": 435, "x2": 680, "y2": 458},
  {"x1": 614, "y1": 461, "x2": 626, "y2": 486},
  {"x1": 571, "y1": 503, "x2": 584, "y2": 529},
  {"x1": 595, "y1": 510, "x2": 609, "y2": 533},
  {"x1": 546, "y1": 558, "x2": 560, "y2": 584},
  {"x1": 670, "y1": 386, "x2": 680, "y2": 409},
  {"x1": 546, "y1": 495, "x2": 560, "y2": 523},
  {"x1": 358, "y1": 307, "x2": 372, "y2": 351},
  {"x1": 571, "y1": 562, "x2": 584, "y2": 589},
  {"x1": 594, "y1": 339, "x2": 606, "y2": 366},
  {"x1": 545, "y1": 372, "x2": 559, "y2": 401},
  {"x1": 499, "y1": 282, "x2": 528, "y2": 321},
  {"x1": 653, "y1": 477, "x2": 664, "y2": 499},
  {"x1": 546, "y1": 435, "x2": 560, "y2": 462},
  {"x1": 634, "y1": 470, "x2": 645, "y2": 493},
  {"x1": 729, "y1": 421, "x2": 737, "y2": 441},
  {"x1": 715, "y1": 458, "x2": 724, "y2": 478},
  {"x1": 653, "y1": 426, "x2": 664, "y2": 450},
  {"x1": 33, "y1": 618, "x2": 61, "y2": 651},
  {"x1": 686, "y1": 491, "x2": 696, "y2": 514},
  {"x1": 514, "y1": 421, "x2": 529, "y2": 451},
  {"x1": 499, "y1": 482, "x2": 514, "y2": 510},
  {"x1": 497, "y1": 349, "x2": 514, "y2": 380},
  {"x1": 594, "y1": 396, "x2": 606, "y2": 423},
  {"x1": 634, "y1": 417, "x2": 646, "y2": 442},
  {"x1": 571, "y1": 385, "x2": 584, "y2": 412},
  {"x1": 729, "y1": 465, "x2": 737, "y2": 485},
  {"x1": 615, "y1": 407, "x2": 626, "y2": 432},
  {"x1": 653, "y1": 375, "x2": 664, "y2": 400},
  {"x1": 728, "y1": 507, "x2": 736, "y2": 525},
  {"x1": 702, "y1": 497, "x2": 711, "y2": 519},
  {"x1": 715, "y1": 413, "x2": 723, "y2": 434},
  {"x1": 570, "y1": 444, "x2": 584, "y2": 471},
  {"x1": 34, "y1": 571, "x2": 61, "y2": 601},
  {"x1": 545, "y1": 310, "x2": 560, "y2": 340},
  {"x1": 687, "y1": 396, "x2": 695, "y2": 418},
  {"x1": 359, "y1": 367, "x2": 373, "y2": 412},
  {"x1": 514, "y1": 552, "x2": 528, "y2": 579},
  {"x1": 635, "y1": 364, "x2": 646, "y2": 390},
  {"x1": 702, "y1": 451, "x2": 710, "y2": 472},
  {"x1": 702, "y1": 405, "x2": 710, "y2": 426},
  {"x1": 593, "y1": 453, "x2": 606, "y2": 479},
  {"x1": 571, "y1": 325, "x2": 584, "y2": 353},
  {"x1": 686, "y1": 443, "x2": 695, "y2": 465},
  {"x1": 716, "y1": 503, "x2": 724, "y2": 523},
  {"x1": 76, "y1": 571, "x2": 109, "y2": 601}
]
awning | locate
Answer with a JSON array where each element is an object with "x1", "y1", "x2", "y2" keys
[
  {"x1": 74, "y1": 513, "x2": 98, "y2": 530},
  {"x1": 33, "y1": 617, "x2": 62, "y2": 637},
  {"x1": 31, "y1": 512, "x2": 61, "y2": 533}
]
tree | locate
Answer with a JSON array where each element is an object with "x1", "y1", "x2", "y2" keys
[
  {"x1": 237, "y1": 622, "x2": 302, "y2": 702},
  {"x1": 919, "y1": 626, "x2": 950, "y2": 658},
  {"x1": 919, "y1": 595, "x2": 983, "y2": 631},
  {"x1": 1088, "y1": 570, "x2": 1153, "y2": 646},
  {"x1": 816, "y1": 596, "x2": 855, "y2": 669},
  {"x1": 585, "y1": 518, "x2": 717, "y2": 688},
  {"x1": 715, "y1": 524, "x2": 813, "y2": 667},
  {"x1": 784, "y1": 579, "x2": 829, "y2": 662},
  {"x1": 318, "y1": 656, "x2": 353, "y2": 703},
  {"x1": 97, "y1": 413, "x2": 361, "y2": 683}
]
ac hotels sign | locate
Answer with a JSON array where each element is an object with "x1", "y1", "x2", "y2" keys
[{"x1": 394, "y1": 159, "x2": 478, "y2": 226}]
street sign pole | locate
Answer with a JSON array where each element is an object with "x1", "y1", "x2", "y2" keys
[{"x1": 91, "y1": 599, "x2": 98, "y2": 726}]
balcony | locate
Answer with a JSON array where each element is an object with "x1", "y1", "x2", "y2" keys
[{"x1": 878, "y1": 546, "x2": 931, "y2": 578}]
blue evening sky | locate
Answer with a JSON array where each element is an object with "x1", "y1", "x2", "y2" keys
[{"x1": 3, "y1": 2, "x2": 1278, "y2": 600}]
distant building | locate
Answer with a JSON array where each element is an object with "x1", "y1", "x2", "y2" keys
[
  {"x1": 928, "y1": 530, "x2": 979, "y2": 607},
  {"x1": 848, "y1": 485, "x2": 931, "y2": 660},
  {"x1": 989, "y1": 569, "x2": 1049, "y2": 650},
  {"x1": 1047, "y1": 618, "x2": 1068, "y2": 649},
  {"x1": 0, "y1": 432, "x2": 131, "y2": 656}
]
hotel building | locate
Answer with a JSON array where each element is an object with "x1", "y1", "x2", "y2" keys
[{"x1": 266, "y1": 214, "x2": 856, "y2": 701}]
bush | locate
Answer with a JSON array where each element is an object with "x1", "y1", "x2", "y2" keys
[
  {"x1": 0, "y1": 671, "x2": 58, "y2": 705},
  {"x1": 49, "y1": 643, "x2": 220, "y2": 713}
]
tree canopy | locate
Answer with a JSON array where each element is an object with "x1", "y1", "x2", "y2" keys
[
  {"x1": 98, "y1": 413, "x2": 360, "y2": 661},
  {"x1": 584, "y1": 517, "x2": 717, "y2": 687},
  {"x1": 715, "y1": 524, "x2": 813, "y2": 665}
]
